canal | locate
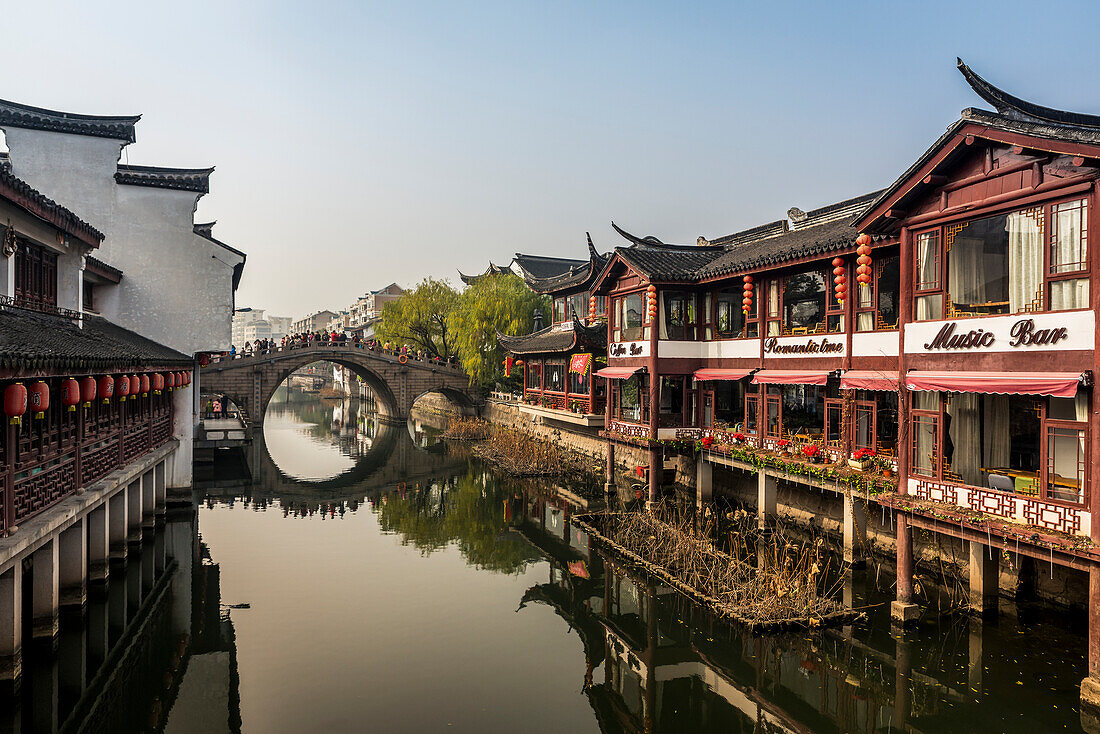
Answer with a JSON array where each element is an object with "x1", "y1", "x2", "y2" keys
[{"x1": 0, "y1": 388, "x2": 1091, "y2": 732}]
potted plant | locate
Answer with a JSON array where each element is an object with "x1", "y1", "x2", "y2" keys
[
  {"x1": 776, "y1": 439, "x2": 791, "y2": 455},
  {"x1": 698, "y1": 435, "x2": 715, "y2": 452},
  {"x1": 878, "y1": 455, "x2": 894, "y2": 478},
  {"x1": 732, "y1": 432, "x2": 745, "y2": 444},
  {"x1": 848, "y1": 448, "x2": 875, "y2": 471},
  {"x1": 802, "y1": 443, "x2": 823, "y2": 464}
]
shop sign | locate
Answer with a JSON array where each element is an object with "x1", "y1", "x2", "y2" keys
[
  {"x1": 905, "y1": 310, "x2": 1094, "y2": 354},
  {"x1": 763, "y1": 335, "x2": 845, "y2": 358},
  {"x1": 609, "y1": 341, "x2": 650, "y2": 359}
]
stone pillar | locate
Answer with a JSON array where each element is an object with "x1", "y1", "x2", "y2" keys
[
  {"x1": 696, "y1": 458, "x2": 713, "y2": 512},
  {"x1": 87, "y1": 504, "x2": 109, "y2": 585},
  {"x1": 891, "y1": 514, "x2": 919, "y2": 625},
  {"x1": 58, "y1": 518, "x2": 87, "y2": 609},
  {"x1": 756, "y1": 471, "x2": 777, "y2": 530},
  {"x1": 0, "y1": 563, "x2": 22, "y2": 682},
  {"x1": 126, "y1": 480, "x2": 142, "y2": 546},
  {"x1": 1080, "y1": 562, "x2": 1100, "y2": 728},
  {"x1": 154, "y1": 460, "x2": 166, "y2": 514},
  {"x1": 141, "y1": 470, "x2": 155, "y2": 529},
  {"x1": 108, "y1": 489, "x2": 127, "y2": 562},
  {"x1": 968, "y1": 540, "x2": 999, "y2": 616},
  {"x1": 31, "y1": 539, "x2": 59, "y2": 640},
  {"x1": 842, "y1": 492, "x2": 867, "y2": 567}
]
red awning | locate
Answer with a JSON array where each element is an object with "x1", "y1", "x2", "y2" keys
[
  {"x1": 905, "y1": 371, "x2": 1084, "y2": 398},
  {"x1": 840, "y1": 370, "x2": 899, "y2": 392},
  {"x1": 595, "y1": 366, "x2": 643, "y2": 380},
  {"x1": 752, "y1": 370, "x2": 830, "y2": 386},
  {"x1": 693, "y1": 369, "x2": 753, "y2": 382}
]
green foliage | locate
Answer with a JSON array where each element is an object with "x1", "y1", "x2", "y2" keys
[
  {"x1": 448, "y1": 273, "x2": 550, "y2": 389},
  {"x1": 375, "y1": 278, "x2": 459, "y2": 358},
  {"x1": 375, "y1": 468, "x2": 540, "y2": 573}
]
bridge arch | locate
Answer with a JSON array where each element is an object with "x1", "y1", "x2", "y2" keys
[{"x1": 200, "y1": 344, "x2": 477, "y2": 427}]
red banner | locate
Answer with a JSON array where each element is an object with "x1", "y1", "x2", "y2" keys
[
  {"x1": 569, "y1": 353, "x2": 591, "y2": 375},
  {"x1": 567, "y1": 560, "x2": 589, "y2": 579}
]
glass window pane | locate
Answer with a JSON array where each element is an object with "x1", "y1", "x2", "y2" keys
[
  {"x1": 912, "y1": 414, "x2": 938, "y2": 477},
  {"x1": 1048, "y1": 425, "x2": 1086, "y2": 503},
  {"x1": 1051, "y1": 199, "x2": 1088, "y2": 274},
  {"x1": 915, "y1": 231, "x2": 940, "y2": 291},
  {"x1": 915, "y1": 294, "x2": 943, "y2": 321},
  {"x1": 946, "y1": 209, "x2": 1043, "y2": 317},
  {"x1": 1050, "y1": 278, "x2": 1089, "y2": 311},
  {"x1": 783, "y1": 271, "x2": 826, "y2": 331},
  {"x1": 618, "y1": 377, "x2": 641, "y2": 421},
  {"x1": 878, "y1": 256, "x2": 900, "y2": 328},
  {"x1": 621, "y1": 293, "x2": 643, "y2": 340},
  {"x1": 854, "y1": 404, "x2": 874, "y2": 450}
]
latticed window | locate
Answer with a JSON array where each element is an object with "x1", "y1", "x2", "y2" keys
[{"x1": 14, "y1": 239, "x2": 58, "y2": 309}]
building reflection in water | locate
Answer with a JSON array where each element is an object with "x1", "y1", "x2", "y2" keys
[{"x1": 0, "y1": 501, "x2": 240, "y2": 734}]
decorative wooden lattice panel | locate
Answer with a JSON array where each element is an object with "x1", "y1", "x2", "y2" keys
[
  {"x1": 1020, "y1": 497, "x2": 1082, "y2": 534},
  {"x1": 14, "y1": 459, "x2": 76, "y2": 524}
]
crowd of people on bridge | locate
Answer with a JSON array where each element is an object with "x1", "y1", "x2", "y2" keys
[{"x1": 225, "y1": 331, "x2": 458, "y2": 368}]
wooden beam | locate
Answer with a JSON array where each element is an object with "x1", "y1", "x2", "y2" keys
[
  {"x1": 922, "y1": 174, "x2": 947, "y2": 186},
  {"x1": 964, "y1": 135, "x2": 976, "y2": 146},
  {"x1": 1074, "y1": 156, "x2": 1087, "y2": 167},
  {"x1": 885, "y1": 208, "x2": 906, "y2": 220}
]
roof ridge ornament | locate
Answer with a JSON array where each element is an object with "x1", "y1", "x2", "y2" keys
[{"x1": 957, "y1": 57, "x2": 1100, "y2": 129}]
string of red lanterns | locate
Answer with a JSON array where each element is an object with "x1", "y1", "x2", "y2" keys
[
  {"x1": 742, "y1": 275, "x2": 754, "y2": 314},
  {"x1": 588, "y1": 294, "x2": 598, "y2": 320},
  {"x1": 0, "y1": 369, "x2": 192, "y2": 424},
  {"x1": 832, "y1": 257, "x2": 847, "y2": 303},
  {"x1": 646, "y1": 285, "x2": 657, "y2": 323},
  {"x1": 856, "y1": 233, "x2": 873, "y2": 289}
]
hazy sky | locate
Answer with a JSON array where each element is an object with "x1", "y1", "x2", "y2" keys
[{"x1": 1, "y1": 0, "x2": 1098, "y2": 318}]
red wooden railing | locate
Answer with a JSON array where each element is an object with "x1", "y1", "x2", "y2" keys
[{"x1": 1, "y1": 377, "x2": 175, "y2": 535}]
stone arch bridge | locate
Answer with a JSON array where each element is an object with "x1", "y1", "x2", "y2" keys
[{"x1": 200, "y1": 343, "x2": 477, "y2": 424}]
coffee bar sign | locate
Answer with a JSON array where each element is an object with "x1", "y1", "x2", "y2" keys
[
  {"x1": 904, "y1": 310, "x2": 1095, "y2": 354},
  {"x1": 609, "y1": 341, "x2": 650, "y2": 359}
]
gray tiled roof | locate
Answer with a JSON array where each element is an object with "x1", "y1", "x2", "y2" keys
[
  {"x1": 0, "y1": 307, "x2": 191, "y2": 372},
  {"x1": 496, "y1": 319, "x2": 606, "y2": 356},
  {"x1": 116, "y1": 164, "x2": 214, "y2": 194},
  {"x1": 0, "y1": 98, "x2": 140, "y2": 142}
]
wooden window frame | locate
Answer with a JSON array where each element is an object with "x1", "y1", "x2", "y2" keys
[{"x1": 764, "y1": 387, "x2": 782, "y2": 439}]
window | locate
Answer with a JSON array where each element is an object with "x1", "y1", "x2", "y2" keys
[
  {"x1": 566, "y1": 293, "x2": 587, "y2": 321},
  {"x1": 825, "y1": 399, "x2": 843, "y2": 447},
  {"x1": 856, "y1": 256, "x2": 900, "y2": 331},
  {"x1": 661, "y1": 292, "x2": 694, "y2": 340},
  {"x1": 616, "y1": 376, "x2": 644, "y2": 422},
  {"x1": 782, "y1": 271, "x2": 826, "y2": 333},
  {"x1": 82, "y1": 280, "x2": 95, "y2": 312},
  {"x1": 766, "y1": 280, "x2": 780, "y2": 337},
  {"x1": 658, "y1": 376, "x2": 687, "y2": 426},
  {"x1": 545, "y1": 362, "x2": 565, "y2": 392},
  {"x1": 712, "y1": 380, "x2": 745, "y2": 428},
  {"x1": 764, "y1": 388, "x2": 782, "y2": 438},
  {"x1": 616, "y1": 293, "x2": 644, "y2": 341},
  {"x1": 908, "y1": 390, "x2": 1087, "y2": 504},
  {"x1": 14, "y1": 239, "x2": 58, "y2": 309},
  {"x1": 714, "y1": 287, "x2": 756, "y2": 338},
  {"x1": 744, "y1": 384, "x2": 759, "y2": 435},
  {"x1": 525, "y1": 362, "x2": 542, "y2": 390},
  {"x1": 914, "y1": 199, "x2": 1090, "y2": 320},
  {"x1": 567, "y1": 364, "x2": 589, "y2": 395}
]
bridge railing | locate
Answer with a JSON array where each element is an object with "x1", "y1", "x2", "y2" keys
[{"x1": 208, "y1": 341, "x2": 465, "y2": 373}]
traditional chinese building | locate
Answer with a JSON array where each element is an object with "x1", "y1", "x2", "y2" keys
[
  {"x1": 590, "y1": 59, "x2": 1100, "y2": 710},
  {"x1": 493, "y1": 238, "x2": 610, "y2": 426}
]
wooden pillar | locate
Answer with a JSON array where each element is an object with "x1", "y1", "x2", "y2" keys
[
  {"x1": 891, "y1": 514, "x2": 918, "y2": 625},
  {"x1": 647, "y1": 284, "x2": 660, "y2": 509},
  {"x1": 1084, "y1": 563, "x2": 1100, "y2": 725},
  {"x1": 892, "y1": 224, "x2": 918, "y2": 627},
  {"x1": 1086, "y1": 187, "x2": 1100, "y2": 719}
]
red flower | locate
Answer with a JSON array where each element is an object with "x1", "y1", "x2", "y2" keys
[
  {"x1": 732, "y1": 432, "x2": 745, "y2": 442},
  {"x1": 802, "y1": 444, "x2": 819, "y2": 457},
  {"x1": 777, "y1": 439, "x2": 790, "y2": 448},
  {"x1": 701, "y1": 435, "x2": 715, "y2": 448}
]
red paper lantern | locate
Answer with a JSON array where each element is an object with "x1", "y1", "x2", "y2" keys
[
  {"x1": 98, "y1": 376, "x2": 114, "y2": 404},
  {"x1": 140, "y1": 374, "x2": 150, "y2": 396},
  {"x1": 184, "y1": 372, "x2": 191, "y2": 386},
  {"x1": 4, "y1": 383, "x2": 26, "y2": 425},
  {"x1": 128, "y1": 375, "x2": 140, "y2": 399},
  {"x1": 198, "y1": 353, "x2": 211, "y2": 368},
  {"x1": 856, "y1": 233, "x2": 872, "y2": 247},
  {"x1": 62, "y1": 378, "x2": 80, "y2": 412},
  {"x1": 832, "y1": 257, "x2": 844, "y2": 268},
  {"x1": 167, "y1": 373, "x2": 177, "y2": 391},
  {"x1": 80, "y1": 377, "x2": 96, "y2": 408},
  {"x1": 742, "y1": 275, "x2": 754, "y2": 313},
  {"x1": 28, "y1": 381, "x2": 48, "y2": 419},
  {"x1": 153, "y1": 373, "x2": 165, "y2": 395},
  {"x1": 117, "y1": 375, "x2": 131, "y2": 399}
]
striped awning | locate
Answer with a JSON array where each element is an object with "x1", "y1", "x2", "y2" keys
[
  {"x1": 752, "y1": 370, "x2": 830, "y2": 386},
  {"x1": 904, "y1": 371, "x2": 1083, "y2": 398},
  {"x1": 693, "y1": 368, "x2": 753, "y2": 382}
]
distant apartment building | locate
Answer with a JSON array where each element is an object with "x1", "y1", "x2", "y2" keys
[
  {"x1": 232, "y1": 307, "x2": 291, "y2": 346},
  {"x1": 291, "y1": 309, "x2": 337, "y2": 335}
]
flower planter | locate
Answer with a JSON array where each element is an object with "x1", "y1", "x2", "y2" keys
[{"x1": 848, "y1": 458, "x2": 872, "y2": 471}]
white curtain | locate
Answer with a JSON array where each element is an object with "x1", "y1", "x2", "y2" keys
[
  {"x1": 1007, "y1": 211, "x2": 1043, "y2": 313},
  {"x1": 1050, "y1": 278, "x2": 1089, "y2": 311},
  {"x1": 982, "y1": 394, "x2": 1010, "y2": 473},
  {"x1": 915, "y1": 294, "x2": 942, "y2": 321},
  {"x1": 947, "y1": 393, "x2": 982, "y2": 486},
  {"x1": 948, "y1": 235, "x2": 987, "y2": 310},
  {"x1": 1053, "y1": 202, "x2": 1085, "y2": 272}
]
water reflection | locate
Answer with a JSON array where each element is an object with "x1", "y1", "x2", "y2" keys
[{"x1": 5, "y1": 392, "x2": 1089, "y2": 733}]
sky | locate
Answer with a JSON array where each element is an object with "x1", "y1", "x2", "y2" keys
[{"x1": 1, "y1": 0, "x2": 1098, "y2": 318}]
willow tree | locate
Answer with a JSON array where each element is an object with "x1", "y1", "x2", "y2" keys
[
  {"x1": 449, "y1": 272, "x2": 549, "y2": 389},
  {"x1": 375, "y1": 278, "x2": 458, "y2": 358}
]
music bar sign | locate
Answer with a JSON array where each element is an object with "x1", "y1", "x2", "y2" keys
[
  {"x1": 609, "y1": 341, "x2": 650, "y2": 359},
  {"x1": 763, "y1": 335, "x2": 845, "y2": 358},
  {"x1": 905, "y1": 310, "x2": 1094, "y2": 354}
]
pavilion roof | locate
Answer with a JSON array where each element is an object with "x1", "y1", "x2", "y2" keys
[{"x1": 0, "y1": 97, "x2": 140, "y2": 142}]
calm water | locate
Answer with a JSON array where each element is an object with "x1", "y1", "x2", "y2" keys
[{"x1": 1, "y1": 388, "x2": 1091, "y2": 733}]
